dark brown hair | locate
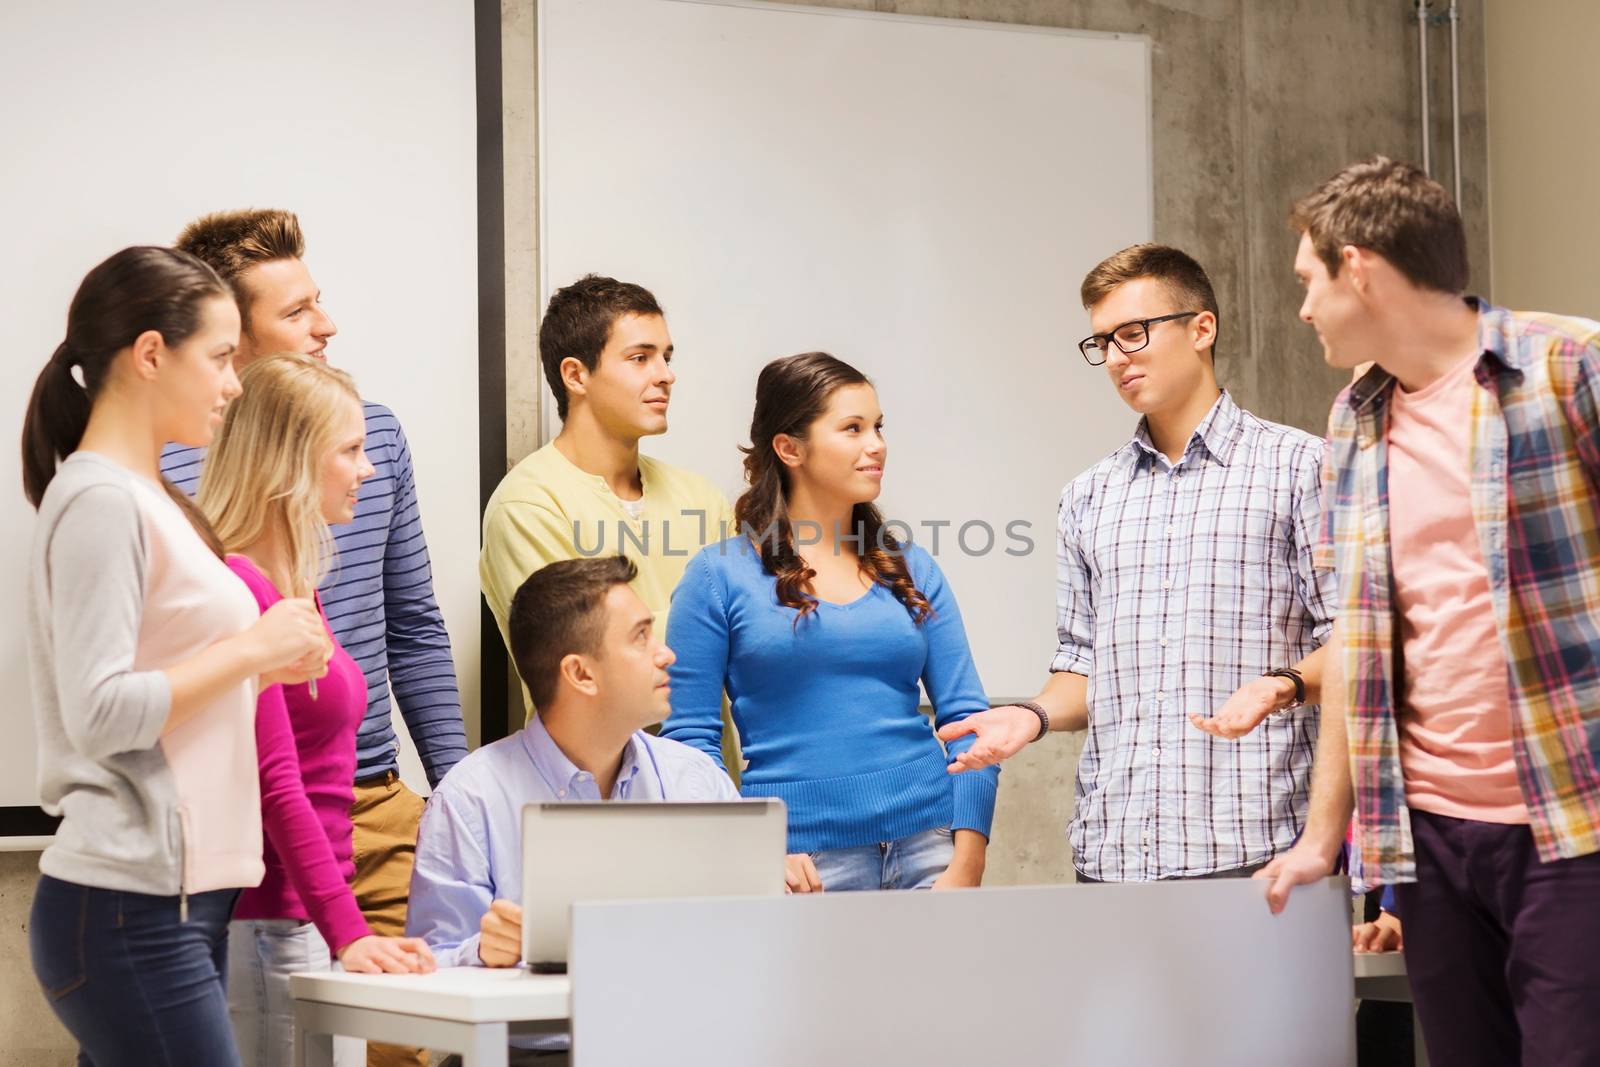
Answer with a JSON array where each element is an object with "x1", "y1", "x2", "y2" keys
[
  {"x1": 176, "y1": 209, "x2": 306, "y2": 328},
  {"x1": 509, "y1": 555, "x2": 639, "y2": 712},
  {"x1": 20, "y1": 246, "x2": 229, "y2": 556},
  {"x1": 1080, "y1": 243, "x2": 1222, "y2": 364},
  {"x1": 1289, "y1": 156, "x2": 1468, "y2": 293},
  {"x1": 735, "y1": 352, "x2": 931, "y2": 624},
  {"x1": 539, "y1": 274, "x2": 664, "y2": 421}
]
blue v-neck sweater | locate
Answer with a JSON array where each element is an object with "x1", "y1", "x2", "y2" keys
[{"x1": 662, "y1": 537, "x2": 1000, "y2": 853}]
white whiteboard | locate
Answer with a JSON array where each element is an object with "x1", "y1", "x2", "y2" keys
[
  {"x1": 540, "y1": 0, "x2": 1150, "y2": 698},
  {"x1": 0, "y1": 0, "x2": 480, "y2": 818}
]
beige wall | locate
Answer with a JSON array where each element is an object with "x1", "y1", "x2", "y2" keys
[{"x1": 1487, "y1": 0, "x2": 1600, "y2": 314}]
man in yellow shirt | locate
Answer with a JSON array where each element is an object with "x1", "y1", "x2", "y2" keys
[{"x1": 481, "y1": 275, "x2": 737, "y2": 768}]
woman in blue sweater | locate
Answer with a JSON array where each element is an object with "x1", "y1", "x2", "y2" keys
[{"x1": 662, "y1": 352, "x2": 999, "y2": 892}]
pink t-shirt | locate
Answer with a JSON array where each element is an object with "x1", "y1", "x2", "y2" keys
[
  {"x1": 228, "y1": 555, "x2": 372, "y2": 952},
  {"x1": 1387, "y1": 354, "x2": 1529, "y2": 824}
]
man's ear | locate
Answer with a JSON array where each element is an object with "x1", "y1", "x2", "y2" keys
[
  {"x1": 1191, "y1": 310, "x2": 1218, "y2": 358},
  {"x1": 772, "y1": 434, "x2": 804, "y2": 470},
  {"x1": 1341, "y1": 245, "x2": 1369, "y2": 293},
  {"x1": 561, "y1": 356, "x2": 591, "y2": 406},
  {"x1": 558, "y1": 651, "x2": 600, "y2": 698}
]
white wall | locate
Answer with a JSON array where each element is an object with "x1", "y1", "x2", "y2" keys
[
  {"x1": 0, "y1": 0, "x2": 481, "y2": 814},
  {"x1": 539, "y1": 0, "x2": 1150, "y2": 699}
]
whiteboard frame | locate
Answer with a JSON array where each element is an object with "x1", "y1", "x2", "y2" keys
[{"x1": 535, "y1": 0, "x2": 1155, "y2": 445}]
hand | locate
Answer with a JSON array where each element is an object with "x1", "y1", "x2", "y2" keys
[
  {"x1": 784, "y1": 853, "x2": 823, "y2": 894},
  {"x1": 1189, "y1": 675, "x2": 1295, "y2": 740},
  {"x1": 1254, "y1": 841, "x2": 1336, "y2": 915},
  {"x1": 938, "y1": 705, "x2": 1039, "y2": 774},
  {"x1": 261, "y1": 643, "x2": 333, "y2": 689},
  {"x1": 931, "y1": 828, "x2": 986, "y2": 890},
  {"x1": 249, "y1": 598, "x2": 331, "y2": 681},
  {"x1": 478, "y1": 899, "x2": 523, "y2": 967},
  {"x1": 337, "y1": 934, "x2": 437, "y2": 975},
  {"x1": 1352, "y1": 911, "x2": 1403, "y2": 953}
]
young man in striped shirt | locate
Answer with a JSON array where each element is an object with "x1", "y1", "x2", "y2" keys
[
  {"x1": 941, "y1": 244, "x2": 1334, "y2": 883},
  {"x1": 162, "y1": 209, "x2": 464, "y2": 1067},
  {"x1": 1262, "y1": 157, "x2": 1600, "y2": 1065}
]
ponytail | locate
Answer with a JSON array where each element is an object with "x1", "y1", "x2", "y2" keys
[{"x1": 21, "y1": 342, "x2": 93, "y2": 507}]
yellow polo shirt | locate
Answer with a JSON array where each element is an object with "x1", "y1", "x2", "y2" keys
[{"x1": 480, "y1": 441, "x2": 736, "y2": 715}]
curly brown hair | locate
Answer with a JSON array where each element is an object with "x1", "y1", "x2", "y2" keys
[{"x1": 735, "y1": 352, "x2": 932, "y2": 625}]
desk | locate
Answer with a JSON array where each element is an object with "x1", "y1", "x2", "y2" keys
[
  {"x1": 291, "y1": 911, "x2": 1408, "y2": 1067},
  {"x1": 290, "y1": 968, "x2": 568, "y2": 1067}
]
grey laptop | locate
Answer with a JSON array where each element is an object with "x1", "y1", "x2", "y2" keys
[{"x1": 520, "y1": 799, "x2": 786, "y2": 972}]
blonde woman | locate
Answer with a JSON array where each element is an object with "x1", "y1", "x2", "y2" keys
[{"x1": 199, "y1": 354, "x2": 435, "y2": 1067}]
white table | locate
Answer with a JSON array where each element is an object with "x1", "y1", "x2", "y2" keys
[
  {"x1": 290, "y1": 922, "x2": 1412, "y2": 1067},
  {"x1": 290, "y1": 967, "x2": 569, "y2": 1067}
]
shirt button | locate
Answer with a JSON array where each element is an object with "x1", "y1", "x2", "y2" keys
[
  {"x1": 1165, "y1": 524, "x2": 1175, "y2": 535},
  {"x1": 1152, "y1": 747, "x2": 1162, "y2": 758},
  {"x1": 557, "y1": 789, "x2": 567, "y2": 798},
  {"x1": 1156, "y1": 691, "x2": 1167, "y2": 702},
  {"x1": 1159, "y1": 637, "x2": 1170, "y2": 647},
  {"x1": 1162, "y1": 579, "x2": 1173, "y2": 590}
]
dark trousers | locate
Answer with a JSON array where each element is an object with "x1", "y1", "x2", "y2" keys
[
  {"x1": 30, "y1": 874, "x2": 241, "y2": 1067},
  {"x1": 1395, "y1": 809, "x2": 1600, "y2": 1067}
]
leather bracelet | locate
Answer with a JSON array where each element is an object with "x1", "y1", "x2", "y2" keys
[
  {"x1": 1264, "y1": 667, "x2": 1306, "y2": 715},
  {"x1": 1013, "y1": 700, "x2": 1050, "y2": 742}
]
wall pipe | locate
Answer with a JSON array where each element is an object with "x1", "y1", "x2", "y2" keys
[
  {"x1": 1449, "y1": 0, "x2": 1463, "y2": 207},
  {"x1": 1418, "y1": 0, "x2": 1431, "y2": 174}
]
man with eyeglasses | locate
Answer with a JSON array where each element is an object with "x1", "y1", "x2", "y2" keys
[{"x1": 939, "y1": 243, "x2": 1335, "y2": 883}]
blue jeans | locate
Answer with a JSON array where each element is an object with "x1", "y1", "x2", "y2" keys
[
  {"x1": 809, "y1": 826, "x2": 954, "y2": 891},
  {"x1": 228, "y1": 919, "x2": 363, "y2": 1067},
  {"x1": 30, "y1": 874, "x2": 242, "y2": 1067}
]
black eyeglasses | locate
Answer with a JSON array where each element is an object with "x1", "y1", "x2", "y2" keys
[{"x1": 1077, "y1": 311, "x2": 1200, "y2": 366}]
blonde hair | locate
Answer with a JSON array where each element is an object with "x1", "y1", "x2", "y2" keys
[{"x1": 199, "y1": 354, "x2": 362, "y2": 597}]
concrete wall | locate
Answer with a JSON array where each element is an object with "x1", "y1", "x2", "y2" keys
[
  {"x1": 1486, "y1": 0, "x2": 1599, "y2": 315},
  {"x1": 0, "y1": 851, "x2": 72, "y2": 1064},
  {"x1": 1, "y1": 2, "x2": 1490, "y2": 1062}
]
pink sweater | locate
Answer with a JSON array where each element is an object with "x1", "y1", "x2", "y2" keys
[{"x1": 228, "y1": 556, "x2": 372, "y2": 953}]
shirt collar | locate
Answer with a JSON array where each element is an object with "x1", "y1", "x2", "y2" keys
[
  {"x1": 1126, "y1": 389, "x2": 1241, "y2": 478},
  {"x1": 545, "y1": 442, "x2": 653, "y2": 503},
  {"x1": 521, "y1": 713, "x2": 645, "y2": 799},
  {"x1": 1345, "y1": 296, "x2": 1513, "y2": 413}
]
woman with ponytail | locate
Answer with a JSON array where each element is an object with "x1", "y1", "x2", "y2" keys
[
  {"x1": 199, "y1": 354, "x2": 435, "y2": 1066},
  {"x1": 661, "y1": 352, "x2": 1000, "y2": 892},
  {"x1": 22, "y1": 247, "x2": 331, "y2": 1067}
]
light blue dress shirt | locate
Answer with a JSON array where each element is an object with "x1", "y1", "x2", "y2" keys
[
  {"x1": 1055, "y1": 391, "x2": 1334, "y2": 881},
  {"x1": 407, "y1": 714, "x2": 738, "y2": 968}
]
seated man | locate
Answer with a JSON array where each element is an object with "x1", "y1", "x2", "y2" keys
[{"x1": 408, "y1": 555, "x2": 736, "y2": 971}]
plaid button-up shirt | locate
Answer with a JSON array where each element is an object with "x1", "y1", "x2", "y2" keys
[
  {"x1": 1056, "y1": 391, "x2": 1335, "y2": 881},
  {"x1": 1319, "y1": 299, "x2": 1600, "y2": 884}
]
